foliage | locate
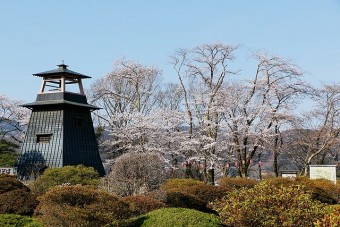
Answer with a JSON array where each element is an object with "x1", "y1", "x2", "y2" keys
[
  {"x1": 160, "y1": 178, "x2": 204, "y2": 191},
  {"x1": 263, "y1": 177, "x2": 295, "y2": 187},
  {"x1": 315, "y1": 205, "x2": 340, "y2": 227},
  {"x1": 0, "y1": 175, "x2": 38, "y2": 215},
  {"x1": 219, "y1": 177, "x2": 257, "y2": 189},
  {"x1": 0, "y1": 175, "x2": 27, "y2": 193},
  {"x1": 108, "y1": 152, "x2": 166, "y2": 196},
  {"x1": 30, "y1": 165, "x2": 100, "y2": 195},
  {"x1": 35, "y1": 185, "x2": 132, "y2": 227},
  {"x1": 116, "y1": 208, "x2": 221, "y2": 227},
  {"x1": 147, "y1": 189, "x2": 214, "y2": 214},
  {"x1": 0, "y1": 139, "x2": 19, "y2": 166},
  {"x1": 160, "y1": 178, "x2": 230, "y2": 203},
  {"x1": 0, "y1": 214, "x2": 43, "y2": 227},
  {"x1": 122, "y1": 196, "x2": 166, "y2": 216},
  {"x1": 211, "y1": 181, "x2": 328, "y2": 227},
  {"x1": 295, "y1": 177, "x2": 340, "y2": 204}
]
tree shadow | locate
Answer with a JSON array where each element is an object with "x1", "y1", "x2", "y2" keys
[{"x1": 16, "y1": 150, "x2": 47, "y2": 180}]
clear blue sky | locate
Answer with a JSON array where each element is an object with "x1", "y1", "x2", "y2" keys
[{"x1": 1, "y1": 1, "x2": 339, "y2": 102}]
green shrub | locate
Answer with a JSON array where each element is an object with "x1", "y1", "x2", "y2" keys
[
  {"x1": 211, "y1": 181, "x2": 328, "y2": 226},
  {"x1": 112, "y1": 208, "x2": 222, "y2": 227},
  {"x1": 30, "y1": 165, "x2": 100, "y2": 195},
  {"x1": 0, "y1": 139, "x2": 19, "y2": 167},
  {"x1": 315, "y1": 205, "x2": 340, "y2": 227},
  {"x1": 0, "y1": 175, "x2": 28, "y2": 193},
  {"x1": 0, "y1": 214, "x2": 43, "y2": 227},
  {"x1": 160, "y1": 178, "x2": 230, "y2": 203},
  {"x1": 147, "y1": 190, "x2": 214, "y2": 213},
  {"x1": 295, "y1": 177, "x2": 340, "y2": 204},
  {"x1": 35, "y1": 185, "x2": 132, "y2": 227},
  {"x1": 122, "y1": 196, "x2": 166, "y2": 216},
  {"x1": 0, "y1": 176, "x2": 38, "y2": 215},
  {"x1": 263, "y1": 177, "x2": 295, "y2": 188},
  {"x1": 160, "y1": 178, "x2": 204, "y2": 191},
  {"x1": 219, "y1": 177, "x2": 257, "y2": 189}
]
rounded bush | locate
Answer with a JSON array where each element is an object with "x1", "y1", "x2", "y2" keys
[
  {"x1": 108, "y1": 152, "x2": 165, "y2": 196},
  {"x1": 315, "y1": 205, "x2": 340, "y2": 227},
  {"x1": 263, "y1": 177, "x2": 295, "y2": 188},
  {"x1": 30, "y1": 165, "x2": 100, "y2": 195},
  {"x1": 161, "y1": 178, "x2": 230, "y2": 203},
  {"x1": 295, "y1": 177, "x2": 340, "y2": 204},
  {"x1": 113, "y1": 208, "x2": 221, "y2": 227},
  {"x1": 121, "y1": 196, "x2": 166, "y2": 216},
  {"x1": 160, "y1": 178, "x2": 204, "y2": 191},
  {"x1": 0, "y1": 175, "x2": 28, "y2": 193},
  {"x1": 219, "y1": 177, "x2": 257, "y2": 189},
  {"x1": 35, "y1": 185, "x2": 132, "y2": 227},
  {"x1": 0, "y1": 176, "x2": 38, "y2": 215},
  {"x1": 147, "y1": 190, "x2": 214, "y2": 214},
  {"x1": 211, "y1": 181, "x2": 328, "y2": 226},
  {"x1": 0, "y1": 214, "x2": 43, "y2": 227}
]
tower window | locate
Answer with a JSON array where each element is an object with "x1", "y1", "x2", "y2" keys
[{"x1": 36, "y1": 134, "x2": 52, "y2": 143}]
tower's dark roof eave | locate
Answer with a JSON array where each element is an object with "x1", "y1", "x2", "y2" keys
[
  {"x1": 21, "y1": 100, "x2": 100, "y2": 110},
  {"x1": 33, "y1": 68, "x2": 91, "y2": 79}
]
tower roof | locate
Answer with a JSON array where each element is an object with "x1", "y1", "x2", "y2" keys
[{"x1": 33, "y1": 63, "x2": 91, "y2": 79}]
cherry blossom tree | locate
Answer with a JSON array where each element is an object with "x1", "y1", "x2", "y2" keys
[
  {"x1": 171, "y1": 43, "x2": 238, "y2": 184},
  {"x1": 0, "y1": 94, "x2": 29, "y2": 141},
  {"x1": 88, "y1": 59, "x2": 163, "y2": 157},
  {"x1": 218, "y1": 52, "x2": 306, "y2": 177},
  {"x1": 286, "y1": 84, "x2": 340, "y2": 175}
]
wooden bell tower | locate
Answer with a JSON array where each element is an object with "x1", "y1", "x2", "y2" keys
[{"x1": 17, "y1": 63, "x2": 105, "y2": 179}]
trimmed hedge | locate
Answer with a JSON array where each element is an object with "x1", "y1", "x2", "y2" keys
[
  {"x1": 122, "y1": 196, "x2": 167, "y2": 216},
  {"x1": 160, "y1": 178, "x2": 231, "y2": 203},
  {"x1": 315, "y1": 205, "x2": 340, "y2": 227},
  {"x1": 160, "y1": 178, "x2": 205, "y2": 191},
  {"x1": 295, "y1": 177, "x2": 340, "y2": 204},
  {"x1": 212, "y1": 181, "x2": 328, "y2": 226},
  {"x1": 35, "y1": 185, "x2": 132, "y2": 227},
  {"x1": 111, "y1": 208, "x2": 222, "y2": 227},
  {"x1": 0, "y1": 214, "x2": 43, "y2": 227},
  {"x1": 147, "y1": 190, "x2": 214, "y2": 214},
  {"x1": 219, "y1": 177, "x2": 257, "y2": 189},
  {"x1": 30, "y1": 165, "x2": 100, "y2": 195},
  {"x1": 0, "y1": 176, "x2": 38, "y2": 215}
]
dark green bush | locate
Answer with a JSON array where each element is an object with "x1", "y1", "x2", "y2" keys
[
  {"x1": 121, "y1": 196, "x2": 166, "y2": 216},
  {"x1": 0, "y1": 214, "x2": 43, "y2": 227},
  {"x1": 0, "y1": 139, "x2": 19, "y2": 167},
  {"x1": 35, "y1": 185, "x2": 132, "y2": 227},
  {"x1": 219, "y1": 177, "x2": 257, "y2": 189},
  {"x1": 211, "y1": 181, "x2": 328, "y2": 226},
  {"x1": 0, "y1": 176, "x2": 38, "y2": 215},
  {"x1": 30, "y1": 165, "x2": 100, "y2": 195},
  {"x1": 112, "y1": 208, "x2": 222, "y2": 227}
]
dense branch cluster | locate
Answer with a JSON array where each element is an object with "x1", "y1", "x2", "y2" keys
[{"x1": 85, "y1": 44, "x2": 339, "y2": 182}]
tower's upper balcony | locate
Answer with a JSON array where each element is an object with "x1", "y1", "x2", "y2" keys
[
  {"x1": 34, "y1": 63, "x2": 91, "y2": 95},
  {"x1": 21, "y1": 63, "x2": 99, "y2": 110}
]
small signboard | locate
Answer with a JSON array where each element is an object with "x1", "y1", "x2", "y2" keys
[
  {"x1": 0, "y1": 167, "x2": 17, "y2": 176},
  {"x1": 309, "y1": 165, "x2": 337, "y2": 184},
  {"x1": 280, "y1": 171, "x2": 298, "y2": 179}
]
